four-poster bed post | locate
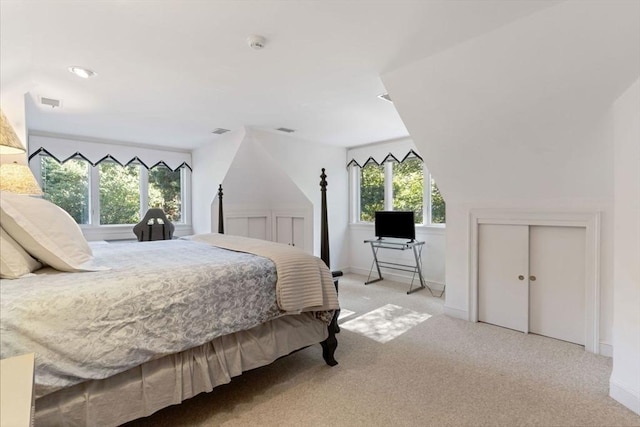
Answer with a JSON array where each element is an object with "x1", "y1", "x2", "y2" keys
[{"x1": 217, "y1": 184, "x2": 224, "y2": 234}]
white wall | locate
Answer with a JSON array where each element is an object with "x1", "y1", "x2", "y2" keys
[
  {"x1": 191, "y1": 128, "x2": 245, "y2": 234},
  {"x1": 245, "y1": 129, "x2": 349, "y2": 270},
  {"x1": 610, "y1": 79, "x2": 640, "y2": 415},
  {"x1": 191, "y1": 127, "x2": 349, "y2": 270},
  {"x1": 382, "y1": 0, "x2": 639, "y2": 354}
]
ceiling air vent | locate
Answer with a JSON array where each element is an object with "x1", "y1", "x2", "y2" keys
[
  {"x1": 40, "y1": 97, "x2": 62, "y2": 108},
  {"x1": 211, "y1": 128, "x2": 230, "y2": 134},
  {"x1": 377, "y1": 93, "x2": 392, "y2": 103},
  {"x1": 276, "y1": 127, "x2": 295, "y2": 133}
]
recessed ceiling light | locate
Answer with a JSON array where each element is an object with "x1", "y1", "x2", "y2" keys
[
  {"x1": 68, "y1": 66, "x2": 97, "y2": 79},
  {"x1": 276, "y1": 127, "x2": 295, "y2": 133},
  {"x1": 212, "y1": 128, "x2": 230, "y2": 134}
]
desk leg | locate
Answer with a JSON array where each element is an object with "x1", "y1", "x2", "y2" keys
[
  {"x1": 407, "y1": 244, "x2": 427, "y2": 294},
  {"x1": 365, "y1": 242, "x2": 384, "y2": 285}
]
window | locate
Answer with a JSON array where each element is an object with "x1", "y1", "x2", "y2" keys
[
  {"x1": 99, "y1": 161, "x2": 141, "y2": 225},
  {"x1": 431, "y1": 179, "x2": 445, "y2": 224},
  {"x1": 40, "y1": 156, "x2": 90, "y2": 224},
  {"x1": 149, "y1": 165, "x2": 182, "y2": 223},
  {"x1": 359, "y1": 163, "x2": 384, "y2": 222},
  {"x1": 355, "y1": 155, "x2": 445, "y2": 225},
  {"x1": 35, "y1": 155, "x2": 187, "y2": 226},
  {"x1": 392, "y1": 157, "x2": 424, "y2": 224}
]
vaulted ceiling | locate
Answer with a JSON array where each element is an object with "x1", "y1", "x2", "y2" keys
[{"x1": 0, "y1": 0, "x2": 557, "y2": 150}]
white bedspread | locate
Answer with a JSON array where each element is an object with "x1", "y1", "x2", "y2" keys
[
  {"x1": 0, "y1": 235, "x2": 337, "y2": 398},
  {"x1": 187, "y1": 233, "x2": 339, "y2": 313}
]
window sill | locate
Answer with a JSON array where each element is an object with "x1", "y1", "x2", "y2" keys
[
  {"x1": 349, "y1": 222, "x2": 445, "y2": 234},
  {"x1": 81, "y1": 224, "x2": 193, "y2": 241}
]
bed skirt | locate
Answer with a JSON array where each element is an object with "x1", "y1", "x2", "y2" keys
[{"x1": 35, "y1": 313, "x2": 328, "y2": 427}]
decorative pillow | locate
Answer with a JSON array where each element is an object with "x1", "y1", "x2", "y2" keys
[
  {"x1": 0, "y1": 191, "x2": 108, "y2": 272},
  {"x1": 0, "y1": 226, "x2": 42, "y2": 279}
]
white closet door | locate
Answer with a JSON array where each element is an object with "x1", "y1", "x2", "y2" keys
[
  {"x1": 275, "y1": 216, "x2": 293, "y2": 246},
  {"x1": 529, "y1": 226, "x2": 586, "y2": 345},
  {"x1": 478, "y1": 224, "x2": 530, "y2": 333}
]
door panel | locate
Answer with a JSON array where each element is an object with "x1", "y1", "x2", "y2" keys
[
  {"x1": 529, "y1": 226, "x2": 585, "y2": 345},
  {"x1": 478, "y1": 224, "x2": 529, "y2": 333},
  {"x1": 247, "y1": 217, "x2": 267, "y2": 240},
  {"x1": 292, "y1": 217, "x2": 304, "y2": 248},
  {"x1": 226, "y1": 217, "x2": 248, "y2": 237},
  {"x1": 275, "y1": 216, "x2": 293, "y2": 245}
]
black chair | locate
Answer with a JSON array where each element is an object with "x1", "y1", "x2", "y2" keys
[{"x1": 133, "y1": 209, "x2": 175, "y2": 241}]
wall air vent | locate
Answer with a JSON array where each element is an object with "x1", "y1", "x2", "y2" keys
[
  {"x1": 40, "y1": 97, "x2": 62, "y2": 108},
  {"x1": 276, "y1": 127, "x2": 295, "y2": 133},
  {"x1": 212, "y1": 128, "x2": 230, "y2": 134},
  {"x1": 377, "y1": 93, "x2": 392, "y2": 103}
]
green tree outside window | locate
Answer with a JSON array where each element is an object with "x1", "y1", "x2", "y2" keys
[
  {"x1": 392, "y1": 157, "x2": 424, "y2": 224},
  {"x1": 99, "y1": 162, "x2": 141, "y2": 225},
  {"x1": 360, "y1": 163, "x2": 384, "y2": 222},
  {"x1": 431, "y1": 179, "x2": 446, "y2": 224},
  {"x1": 41, "y1": 157, "x2": 90, "y2": 224},
  {"x1": 149, "y1": 166, "x2": 182, "y2": 222},
  {"x1": 356, "y1": 155, "x2": 445, "y2": 225}
]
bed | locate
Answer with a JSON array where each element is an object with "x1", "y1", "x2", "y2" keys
[{"x1": 0, "y1": 170, "x2": 339, "y2": 427}]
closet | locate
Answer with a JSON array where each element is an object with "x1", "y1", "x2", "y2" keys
[
  {"x1": 221, "y1": 208, "x2": 312, "y2": 254},
  {"x1": 477, "y1": 223, "x2": 586, "y2": 345}
]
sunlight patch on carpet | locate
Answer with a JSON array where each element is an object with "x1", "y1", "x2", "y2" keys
[
  {"x1": 338, "y1": 309, "x2": 356, "y2": 321},
  {"x1": 340, "y1": 304, "x2": 432, "y2": 343}
]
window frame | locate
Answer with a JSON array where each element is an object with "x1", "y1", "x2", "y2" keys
[{"x1": 350, "y1": 157, "x2": 444, "y2": 227}]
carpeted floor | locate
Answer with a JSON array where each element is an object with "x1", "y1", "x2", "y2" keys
[{"x1": 126, "y1": 274, "x2": 640, "y2": 426}]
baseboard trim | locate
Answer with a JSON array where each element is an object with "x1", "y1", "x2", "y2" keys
[
  {"x1": 610, "y1": 380, "x2": 640, "y2": 415},
  {"x1": 599, "y1": 342, "x2": 613, "y2": 358},
  {"x1": 444, "y1": 305, "x2": 468, "y2": 320}
]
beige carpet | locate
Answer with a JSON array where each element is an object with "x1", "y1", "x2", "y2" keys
[{"x1": 126, "y1": 274, "x2": 640, "y2": 427}]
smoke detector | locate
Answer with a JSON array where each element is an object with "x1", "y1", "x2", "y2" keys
[{"x1": 247, "y1": 35, "x2": 266, "y2": 50}]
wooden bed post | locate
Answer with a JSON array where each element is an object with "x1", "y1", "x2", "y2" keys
[
  {"x1": 319, "y1": 168, "x2": 339, "y2": 366},
  {"x1": 217, "y1": 184, "x2": 224, "y2": 234},
  {"x1": 320, "y1": 168, "x2": 330, "y2": 268}
]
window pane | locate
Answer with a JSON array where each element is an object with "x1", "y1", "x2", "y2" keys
[
  {"x1": 392, "y1": 157, "x2": 424, "y2": 224},
  {"x1": 431, "y1": 179, "x2": 446, "y2": 224},
  {"x1": 359, "y1": 163, "x2": 384, "y2": 222},
  {"x1": 99, "y1": 162, "x2": 141, "y2": 225},
  {"x1": 41, "y1": 156, "x2": 90, "y2": 224},
  {"x1": 149, "y1": 166, "x2": 182, "y2": 223}
]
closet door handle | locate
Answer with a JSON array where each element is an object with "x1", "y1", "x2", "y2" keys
[
  {"x1": 518, "y1": 275, "x2": 525, "y2": 281},
  {"x1": 530, "y1": 275, "x2": 536, "y2": 281}
]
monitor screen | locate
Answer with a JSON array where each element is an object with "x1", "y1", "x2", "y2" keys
[{"x1": 374, "y1": 211, "x2": 415, "y2": 241}]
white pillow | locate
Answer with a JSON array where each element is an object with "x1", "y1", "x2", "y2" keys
[
  {"x1": 0, "y1": 191, "x2": 108, "y2": 272},
  {"x1": 0, "y1": 226, "x2": 42, "y2": 279}
]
